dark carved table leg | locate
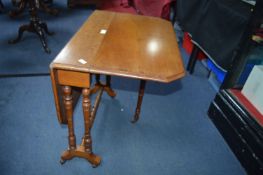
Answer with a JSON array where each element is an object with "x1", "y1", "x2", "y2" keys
[
  {"x1": 9, "y1": 0, "x2": 27, "y2": 17},
  {"x1": 39, "y1": 0, "x2": 58, "y2": 16},
  {"x1": 9, "y1": 0, "x2": 53, "y2": 53},
  {"x1": 131, "y1": 80, "x2": 146, "y2": 123}
]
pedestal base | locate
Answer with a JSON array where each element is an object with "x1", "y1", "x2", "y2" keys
[
  {"x1": 8, "y1": 18, "x2": 53, "y2": 53},
  {"x1": 60, "y1": 142, "x2": 101, "y2": 167}
]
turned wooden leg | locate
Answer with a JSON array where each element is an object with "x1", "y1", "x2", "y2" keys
[
  {"x1": 82, "y1": 88, "x2": 92, "y2": 154},
  {"x1": 131, "y1": 80, "x2": 146, "y2": 123},
  {"x1": 60, "y1": 86, "x2": 101, "y2": 167},
  {"x1": 81, "y1": 88, "x2": 101, "y2": 167},
  {"x1": 64, "y1": 86, "x2": 76, "y2": 150},
  {"x1": 60, "y1": 86, "x2": 76, "y2": 164}
]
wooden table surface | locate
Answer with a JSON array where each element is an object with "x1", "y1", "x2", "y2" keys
[{"x1": 51, "y1": 10, "x2": 185, "y2": 83}]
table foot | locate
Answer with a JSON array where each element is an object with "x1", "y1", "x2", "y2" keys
[
  {"x1": 131, "y1": 115, "x2": 139, "y2": 123},
  {"x1": 60, "y1": 144, "x2": 101, "y2": 167},
  {"x1": 104, "y1": 86, "x2": 116, "y2": 97},
  {"x1": 90, "y1": 83, "x2": 102, "y2": 95}
]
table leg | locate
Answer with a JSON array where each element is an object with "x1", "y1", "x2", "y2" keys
[
  {"x1": 131, "y1": 80, "x2": 146, "y2": 123},
  {"x1": 91, "y1": 74, "x2": 116, "y2": 98},
  {"x1": 60, "y1": 86, "x2": 76, "y2": 163},
  {"x1": 90, "y1": 74, "x2": 101, "y2": 94},
  {"x1": 82, "y1": 88, "x2": 92, "y2": 153},
  {"x1": 82, "y1": 88, "x2": 101, "y2": 167},
  {"x1": 104, "y1": 75, "x2": 116, "y2": 97},
  {"x1": 186, "y1": 44, "x2": 200, "y2": 74},
  {"x1": 60, "y1": 86, "x2": 101, "y2": 167}
]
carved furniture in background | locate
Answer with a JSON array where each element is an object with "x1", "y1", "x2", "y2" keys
[
  {"x1": 9, "y1": 0, "x2": 58, "y2": 18},
  {"x1": 9, "y1": 0, "x2": 54, "y2": 53},
  {"x1": 50, "y1": 10, "x2": 185, "y2": 167}
]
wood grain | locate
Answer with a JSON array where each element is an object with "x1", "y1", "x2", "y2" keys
[
  {"x1": 89, "y1": 11, "x2": 185, "y2": 82},
  {"x1": 57, "y1": 70, "x2": 90, "y2": 88},
  {"x1": 51, "y1": 10, "x2": 185, "y2": 83}
]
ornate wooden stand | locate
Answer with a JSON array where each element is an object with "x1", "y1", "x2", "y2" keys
[
  {"x1": 9, "y1": 0, "x2": 58, "y2": 18},
  {"x1": 8, "y1": 0, "x2": 53, "y2": 53}
]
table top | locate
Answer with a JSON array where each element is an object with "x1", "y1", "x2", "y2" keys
[{"x1": 51, "y1": 10, "x2": 185, "y2": 83}]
